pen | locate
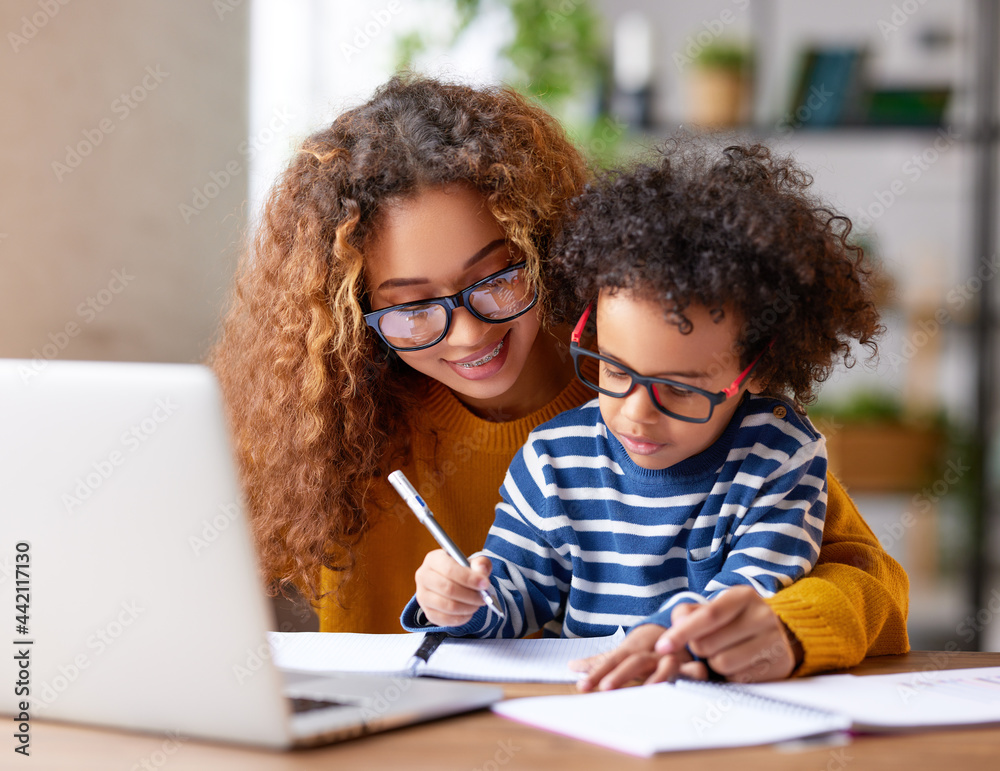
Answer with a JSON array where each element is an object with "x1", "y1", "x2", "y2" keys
[
  {"x1": 388, "y1": 470, "x2": 505, "y2": 619},
  {"x1": 407, "y1": 631, "x2": 448, "y2": 674}
]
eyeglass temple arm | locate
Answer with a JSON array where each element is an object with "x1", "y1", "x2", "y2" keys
[
  {"x1": 722, "y1": 340, "x2": 775, "y2": 398},
  {"x1": 571, "y1": 302, "x2": 593, "y2": 344}
]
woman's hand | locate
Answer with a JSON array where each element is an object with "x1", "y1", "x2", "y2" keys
[
  {"x1": 414, "y1": 551, "x2": 493, "y2": 627},
  {"x1": 569, "y1": 623, "x2": 688, "y2": 692},
  {"x1": 656, "y1": 586, "x2": 803, "y2": 683}
]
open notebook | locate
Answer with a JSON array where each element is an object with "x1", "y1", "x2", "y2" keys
[
  {"x1": 493, "y1": 666, "x2": 1000, "y2": 756},
  {"x1": 267, "y1": 629, "x2": 625, "y2": 683}
]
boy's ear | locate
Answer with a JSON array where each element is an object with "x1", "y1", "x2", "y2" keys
[{"x1": 746, "y1": 374, "x2": 767, "y2": 395}]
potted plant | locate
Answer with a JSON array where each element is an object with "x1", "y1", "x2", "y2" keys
[
  {"x1": 809, "y1": 390, "x2": 945, "y2": 492},
  {"x1": 687, "y1": 41, "x2": 753, "y2": 129}
]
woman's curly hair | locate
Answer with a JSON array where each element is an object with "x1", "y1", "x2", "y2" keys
[
  {"x1": 208, "y1": 75, "x2": 587, "y2": 601},
  {"x1": 551, "y1": 139, "x2": 882, "y2": 408}
]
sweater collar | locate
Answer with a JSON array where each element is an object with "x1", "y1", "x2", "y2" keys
[
  {"x1": 421, "y1": 376, "x2": 596, "y2": 451},
  {"x1": 602, "y1": 394, "x2": 750, "y2": 483}
]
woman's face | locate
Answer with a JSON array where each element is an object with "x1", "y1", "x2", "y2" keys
[{"x1": 365, "y1": 185, "x2": 551, "y2": 417}]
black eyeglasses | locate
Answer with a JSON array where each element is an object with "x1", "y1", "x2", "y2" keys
[
  {"x1": 569, "y1": 303, "x2": 770, "y2": 424},
  {"x1": 364, "y1": 262, "x2": 537, "y2": 352}
]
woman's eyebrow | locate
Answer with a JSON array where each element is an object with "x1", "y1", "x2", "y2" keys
[{"x1": 375, "y1": 239, "x2": 507, "y2": 291}]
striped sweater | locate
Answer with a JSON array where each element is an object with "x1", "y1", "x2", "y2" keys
[{"x1": 401, "y1": 394, "x2": 828, "y2": 638}]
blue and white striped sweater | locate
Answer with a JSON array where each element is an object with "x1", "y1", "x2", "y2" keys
[{"x1": 401, "y1": 394, "x2": 827, "y2": 639}]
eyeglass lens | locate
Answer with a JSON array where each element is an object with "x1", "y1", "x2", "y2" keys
[
  {"x1": 377, "y1": 267, "x2": 533, "y2": 349},
  {"x1": 584, "y1": 356, "x2": 714, "y2": 421}
]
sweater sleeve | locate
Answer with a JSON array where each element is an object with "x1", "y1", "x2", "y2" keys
[
  {"x1": 643, "y1": 437, "x2": 828, "y2": 628},
  {"x1": 765, "y1": 472, "x2": 910, "y2": 676},
  {"x1": 400, "y1": 441, "x2": 571, "y2": 638}
]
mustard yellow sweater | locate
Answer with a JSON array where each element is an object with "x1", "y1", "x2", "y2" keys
[{"x1": 318, "y1": 378, "x2": 909, "y2": 676}]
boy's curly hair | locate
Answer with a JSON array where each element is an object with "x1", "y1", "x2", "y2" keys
[
  {"x1": 209, "y1": 74, "x2": 587, "y2": 601},
  {"x1": 551, "y1": 139, "x2": 882, "y2": 408}
]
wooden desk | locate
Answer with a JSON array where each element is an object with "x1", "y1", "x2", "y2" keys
[{"x1": 33, "y1": 652, "x2": 1000, "y2": 770}]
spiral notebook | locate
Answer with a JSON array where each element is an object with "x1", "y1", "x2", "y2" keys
[
  {"x1": 267, "y1": 629, "x2": 625, "y2": 683},
  {"x1": 493, "y1": 666, "x2": 1000, "y2": 756}
]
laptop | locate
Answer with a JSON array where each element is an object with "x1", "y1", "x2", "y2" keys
[{"x1": 0, "y1": 358, "x2": 501, "y2": 749}]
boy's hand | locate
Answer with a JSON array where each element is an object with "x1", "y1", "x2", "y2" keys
[
  {"x1": 414, "y1": 551, "x2": 493, "y2": 627},
  {"x1": 569, "y1": 624, "x2": 689, "y2": 692},
  {"x1": 655, "y1": 586, "x2": 802, "y2": 682}
]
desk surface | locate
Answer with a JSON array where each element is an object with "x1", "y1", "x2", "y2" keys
[{"x1": 32, "y1": 651, "x2": 1000, "y2": 770}]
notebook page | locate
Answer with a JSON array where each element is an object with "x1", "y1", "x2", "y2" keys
[
  {"x1": 493, "y1": 680, "x2": 850, "y2": 756},
  {"x1": 422, "y1": 628, "x2": 626, "y2": 683},
  {"x1": 743, "y1": 666, "x2": 1000, "y2": 730},
  {"x1": 267, "y1": 631, "x2": 424, "y2": 675}
]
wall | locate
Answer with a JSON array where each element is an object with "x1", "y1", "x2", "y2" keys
[{"x1": 0, "y1": 0, "x2": 249, "y2": 365}]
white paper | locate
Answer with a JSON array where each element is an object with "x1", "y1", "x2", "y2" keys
[
  {"x1": 268, "y1": 631, "x2": 424, "y2": 675},
  {"x1": 267, "y1": 628, "x2": 626, "y2": 684},
  {"x1": 493, "y1": 680, "x2": 851, "y2": 756},
  {"x1": 423, "y1": 629, "x2": 626, "y2": 682},
  {"x1": 743, "y1": 666, "x2": 1000, "y2": 730}
]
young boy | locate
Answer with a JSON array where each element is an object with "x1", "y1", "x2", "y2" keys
[{"x1": 402, "y1": 141, "x2": 882, "y2": 688}]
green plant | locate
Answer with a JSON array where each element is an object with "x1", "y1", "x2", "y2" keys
[
  {"x1": 810, "y1": 389, "x2": 907, "y2": 424},
  {"x1": 500, "y1": 0, "x2": 606, "y2": 102},
  {"x1": 394, "y1": 0, "x2": 622, "y2": 163},
  {"x1": 692, "y1": 41, "x2": 752, "y2": 72}
]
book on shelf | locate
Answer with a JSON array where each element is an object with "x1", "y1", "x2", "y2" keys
[{"x1": 787, "y1": 46, "x2": 869, "y2": 127}]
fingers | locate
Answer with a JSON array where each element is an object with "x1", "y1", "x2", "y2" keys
[
  {"x1": 642, "y1": 653, "x2": 685, "y2": 685},
  {"x1": 573, "y1": 648, "x2": 627, "y2": 692},
  {"x1": 574, "y1": 624, "x2": 667, "y2": 693},
  {"x1": 578, "y1": 648, "x2": 689, "y2": 692},
  {"x1": 469, "y1": 555, "x2": 493, "y2": 580},
  {"x1": 719, "y1": 633, "x2": 795, "y2": 683},
  {"x1": 653, "y1": 603, "x2": 699, "y2": 654},
  {"x1": 676, "y1": 659, "x2": 709, "y2": 681},
  {"x1": 567, "y1": 652, "x2": 600, "y2": 673},
  {"x1": 655, "y1": 587, "x2": 756, "y2": 655},
  {"x1": 594, "y1": 652, "x2": 661, "y2": 691},
  {"x1": 654, "y1": 588, "x2": 797, "y2": 682},
  {"x1": 414, "y1": 550, "x2": 492, "y2": 627},
  {"x1": 685, "y1": 606, "x2": 763, "y2": 660}
]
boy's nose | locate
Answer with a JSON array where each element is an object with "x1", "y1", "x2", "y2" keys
[{"x1": 620, "y1": 385, "x2": 661, "y2": 424}]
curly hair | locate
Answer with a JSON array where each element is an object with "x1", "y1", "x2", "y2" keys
[
  {"x1": 209, "y1": 75, "x2": 587, "y2": 601},
  {"x1": 551, "y1": 139, "x2": 882, "y2": 408}
]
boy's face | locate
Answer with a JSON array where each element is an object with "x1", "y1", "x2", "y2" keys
[{"x1": 595, "y1": 290, "x2": 755, "y2": 471}]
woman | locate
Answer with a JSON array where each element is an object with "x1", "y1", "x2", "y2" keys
[{"x1": 210, "y1": 74, "x2": 908, "y2": 681}]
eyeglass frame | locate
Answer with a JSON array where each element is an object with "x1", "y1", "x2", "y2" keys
[
  {"x1": 569, "y1": 302, "x2": 773, "y2": 424},
  {"x1": 363, "y1": 261, "x2": 538, "y2": 352}
]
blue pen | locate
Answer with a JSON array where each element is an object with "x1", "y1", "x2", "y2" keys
[{"x1": 388, "y1": 470, "x2": 505, "y2": 619}]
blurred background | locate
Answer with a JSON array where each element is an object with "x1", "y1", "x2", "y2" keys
[{"x1": 1, "y1": 0, "x2": 997, "y2": 652}]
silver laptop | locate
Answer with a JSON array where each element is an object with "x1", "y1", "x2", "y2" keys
[{"x1": 0, "y1": 358, "x2": 500, "y2": 749}]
